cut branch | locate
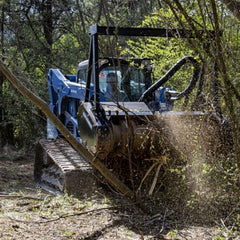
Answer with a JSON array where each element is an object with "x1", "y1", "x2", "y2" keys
[{"x1": 0, "y1": 57, "x2": 134, "y2": 199}]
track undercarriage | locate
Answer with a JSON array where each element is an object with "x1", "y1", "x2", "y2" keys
[{"x1": 34, "y1": 138, "x2": 96, "y2": 197}]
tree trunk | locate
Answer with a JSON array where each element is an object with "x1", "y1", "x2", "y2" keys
[
  {"x1": 0, "y1": 58, "x2": 134, "y2": 199},
  {"x1": 210, "y1": 0, "x2": 240, "y2": 166},
  {"x1": 42, "y1": 0, "x2": 53, "y2": 68},
  {"x1": 0, "y1": 4, "x2": 14, "y2": 147},
  {"x1": 0, "y1": 70, "x2": 4, "y2": 147},
  {"x1": 0, "y1": 4, "x2": 4, "y2": 147}
]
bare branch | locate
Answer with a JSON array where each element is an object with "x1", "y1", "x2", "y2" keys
[{"x1": 221, "y1": 0, "x2": 240, "y2": 21}]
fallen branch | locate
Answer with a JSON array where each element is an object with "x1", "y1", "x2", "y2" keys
[
  {"x1": 0, "y1": 56, "x2": 134, "y2": 199},
  {"x1": 0, "y1": 194, "x2": 44, "y2": 201},
  {"x1": 8, "y1": 205, "x2": 121, "y2": 224},
  {"x1": 137, "y1": 162, "x2": 158, "y2": 193},
  {"x1": 149, "y1": 163, "x2": 162, "y2": 196}
]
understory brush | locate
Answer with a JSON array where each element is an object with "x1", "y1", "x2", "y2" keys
[{"x1": 144, "y1": 151, "x2": 240, "y2": 236}]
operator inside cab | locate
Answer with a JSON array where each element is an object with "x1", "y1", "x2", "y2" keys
[{"x1": 104, "y1": 72, "x2": 128, "y2": 102}]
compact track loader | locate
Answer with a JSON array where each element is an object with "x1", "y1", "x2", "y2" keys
[{"x1": 34, "y1": 24, "x2": 230, "y2": 196}]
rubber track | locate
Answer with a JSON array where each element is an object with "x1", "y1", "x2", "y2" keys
[
  {"x1": 35, "y1": 138, "x2": 96, "y2": 197},
  {"x1": 39, "y1": 138, "x2": 92, "y2": 172}
]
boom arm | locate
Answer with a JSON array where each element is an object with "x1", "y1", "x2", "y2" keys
[{"x1": 139, "y1": 56, "x2": 200, "y2": 102}]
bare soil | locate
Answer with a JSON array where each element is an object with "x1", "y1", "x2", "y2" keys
[{"x1": 0, "y1": 151, "x2": 239, "y2": 239}]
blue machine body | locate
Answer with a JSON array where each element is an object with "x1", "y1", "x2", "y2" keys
[
  {"x1": 45, "y1": 25, "x2": 202, "y2": 160},
  {"x1": 46, "y1": 66, "x2": 176, "y2": 141}
]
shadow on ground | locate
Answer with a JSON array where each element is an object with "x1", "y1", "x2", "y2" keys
[{"x1": 0, "y1": 153, "x2": 239, "y2": 240}]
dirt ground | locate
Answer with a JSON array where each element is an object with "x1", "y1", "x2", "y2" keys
[{"x1": 0, "y1": 150, "x2": 239, "y2": 240}]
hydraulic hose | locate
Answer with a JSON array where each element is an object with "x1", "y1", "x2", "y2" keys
[{"x1": 138, "y1": 56, "x2": 200, "y2": 102}]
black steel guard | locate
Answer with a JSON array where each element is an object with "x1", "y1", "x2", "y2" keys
[{"x1": 85, "y1": 24, "x2": 221, "y2": 115}]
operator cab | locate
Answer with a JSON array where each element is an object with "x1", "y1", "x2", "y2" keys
[{"x1": 77, "y1": 58, "x2": 152, "y2": 102}]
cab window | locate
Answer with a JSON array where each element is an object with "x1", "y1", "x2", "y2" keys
[{"x1": 77, "y1": 69, "x2": 87, "y2": 84}]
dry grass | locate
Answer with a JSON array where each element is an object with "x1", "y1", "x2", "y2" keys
[{"x1": 0, "y1": 141, "x2": 240, "y2": 240}]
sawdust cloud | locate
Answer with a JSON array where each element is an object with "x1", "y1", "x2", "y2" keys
[{"x1": 156, "y1": 113, "x2": 220, "y2": 196}]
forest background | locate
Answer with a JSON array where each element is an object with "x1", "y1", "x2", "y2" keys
[{"x1": 0, "y1": 0, "x2": 240, "y2": 153}]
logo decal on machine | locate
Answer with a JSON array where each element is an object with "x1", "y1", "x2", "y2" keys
[{"x1": 71, "y1": 89, "x2": 77, "y2": 94}]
